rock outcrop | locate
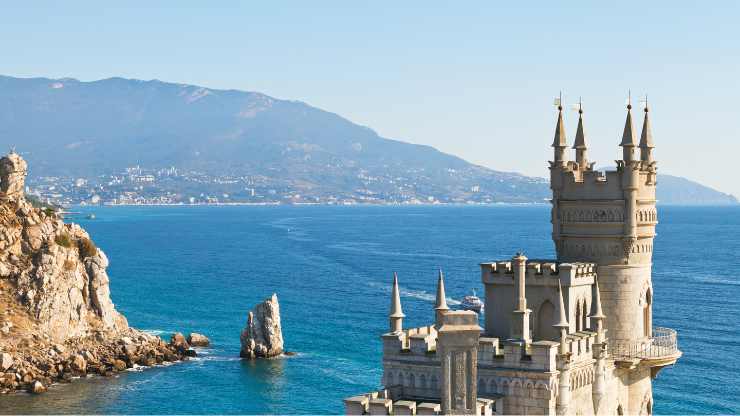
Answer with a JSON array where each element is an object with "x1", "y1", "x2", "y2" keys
[
  {"x1": 0, "y1": 151, "x2": 202, "y2": 394},
  {"x1": 187, "y1": 333, "x2": 210, "y2": 347},
  {"x1": 240, "y1": 293, "x2": 284, "y2": 358}
]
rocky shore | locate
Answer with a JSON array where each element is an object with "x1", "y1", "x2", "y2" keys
[{"x1": 0, "y1": 151, "x2": 201, "y2": 394}]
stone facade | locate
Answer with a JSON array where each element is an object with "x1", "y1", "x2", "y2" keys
[{"x1": 345, "y1": 100, "x2": 681, "y2": 415}]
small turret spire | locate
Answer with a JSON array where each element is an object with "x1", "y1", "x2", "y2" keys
[
  {"x1": 389, "y1": 272, "x2": 405, "y2": 333},
  {"x1": 435, "y1": 269, "x2": 450, "y2": 328},
  {"x1": 620, "y1": 91, "x2": 637, "y2": 161},
  {"x1": 589, "y1": 277, "x2": 607, "y2": 344},
  {"x1": 639, "y1": 98, "x2": 655, "y2": 163},
  {"x1": 572, "y1": 98, "x2": 588, "y2": 170},
  {"x1": 554, "y1": 279, "x2": 569, "y2": 355},
  {"x1": 554, "y1": 280, "x2": 569, "y2": 329},
  {"x1": 552, "y1": 92, "x2": 567, "y2": 164},
  {"x1": 589, "y1": 277, "x2": 605, "y2": 320}
]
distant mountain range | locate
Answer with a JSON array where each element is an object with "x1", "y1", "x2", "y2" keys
[{"x1": 0, "y1": 75, "x2": 735, "y2": 205}]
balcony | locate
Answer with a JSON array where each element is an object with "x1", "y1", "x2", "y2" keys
[{"x1": 611, "y1": 327, "x2": 682, "y2": 375}]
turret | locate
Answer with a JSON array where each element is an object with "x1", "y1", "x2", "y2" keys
[
  {"x1": 552, "y1": 101, "x2": 568, "y2": 166},
  {"x1": 510, "y1": 252, "x2": 531, "y2": 342},
  {"x1": 640, "y1": 105, "x2": 655, "y2": 163},
  {"x1": 572, "y1": 101, "x2": 588, "y2": 170},
  {"x1": 620, "y1": 101, "x2": 637, "y2": 162},
  {"x1": 389, "y1": 273, "x2": 405, "y2": 333},
  {"x1": 434, "y1": 269, "x2": 449, "y2": 329}
]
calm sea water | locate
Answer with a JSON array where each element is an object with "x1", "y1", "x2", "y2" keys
[{"x1": 1, "y1": 205, "x2": 738, "y2": 414}]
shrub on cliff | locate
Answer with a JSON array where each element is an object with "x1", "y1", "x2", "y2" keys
[
  {"x1": 78, "y1": 237, "x2": 97, "y2": 258},
  {"x1": 54, "y1": 233, "x2": 72, "y2": 248}
]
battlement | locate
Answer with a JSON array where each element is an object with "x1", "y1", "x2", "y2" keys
[
  {"x1": 481, "y1": 260, "x2": 596, "y2": 287},
  {"x1": 383, "y1": 325, "x2": 596, "y2": 373}
]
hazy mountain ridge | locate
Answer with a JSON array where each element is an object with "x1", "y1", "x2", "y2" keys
[{"x1": 0, "y1": 75, "x2": 734, "y2": 205}]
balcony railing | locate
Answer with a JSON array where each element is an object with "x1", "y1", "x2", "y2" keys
[{"x1": 610, "y1": 327, "x2": 679, "y2": 361}]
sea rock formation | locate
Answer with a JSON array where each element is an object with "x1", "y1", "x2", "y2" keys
[
  {"x1": 240, "y1": 293, "x2": 284, "y2": 358},
  {"x1": 188, "y1": 333, "x2": 210, "y2": 347},
  {"x1": 0, "y1": 151, "x2": 201, "y2": 394}
]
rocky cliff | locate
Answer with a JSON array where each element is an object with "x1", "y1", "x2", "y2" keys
[
  {"x1": 0, "y1": 152, "x2": 195, "y2": 394},
  {"x1": 240, "y1": 294, "x2": 284, "y2": 359}
]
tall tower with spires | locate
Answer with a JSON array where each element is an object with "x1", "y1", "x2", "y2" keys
[{"x1": 345, "y1": 96, "x2": 680, "y2": 416}]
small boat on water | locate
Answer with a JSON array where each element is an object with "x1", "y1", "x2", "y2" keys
[
  {"x1": 86, "y1": 213, "x2": 96, "y2": 220},
  {"x1": 461, "y1": 289, "x2": 484, "y2": 313}
]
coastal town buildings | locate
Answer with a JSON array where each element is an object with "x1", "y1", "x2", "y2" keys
[{"x1": 344, "y1": 101, "x2": 681, "y2": 415}]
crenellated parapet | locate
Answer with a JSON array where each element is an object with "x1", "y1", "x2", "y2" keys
[{"x1": 481, "y1": 260, "x2": 596, "y2": 287}]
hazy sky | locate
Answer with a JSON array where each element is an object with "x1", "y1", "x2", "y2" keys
[{"x1": 2, "y1": 2, "x2": 739, "y2": 196}]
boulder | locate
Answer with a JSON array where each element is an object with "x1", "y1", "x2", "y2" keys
[
  {"x1": 240, "y1": 293, "x2": 284, "y2": 359},
  {"x1": 30, "y1": 380, "x2": 46, "y2": 394},
  {"x1": 71, "y1": 354, "x2": 87, "y2": 373},
  {"x1": 1, "y1": 352, "x2": 13, "y2": 371},
  {"x1": 169, "y1": 332, "x2": 190, "y2": 351},
  {"x1": 113, "y1": 359, "x2": 128, "y2": 371},
  {"x1": 187, "y1": 333, "x2": 210, "y2": 347}
]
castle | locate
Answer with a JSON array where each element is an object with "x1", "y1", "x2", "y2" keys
[{"x1": 344, "y1": 100, "x2": 681, "y2": 415}]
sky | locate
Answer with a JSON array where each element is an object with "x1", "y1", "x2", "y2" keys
[{"x1": 2, "y1": 2, "x2": 739, "y2": 196}]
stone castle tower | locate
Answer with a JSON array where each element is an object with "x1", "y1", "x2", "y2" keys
[{"x1": 345, "y1": 99, "x2": 680, "y2": 416}]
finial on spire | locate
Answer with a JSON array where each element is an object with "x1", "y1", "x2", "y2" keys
[{"x1": 627, "y1": 89, "x2": 632, "y2": 110}]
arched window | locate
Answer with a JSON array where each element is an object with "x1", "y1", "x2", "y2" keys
[
  {"x1": 617, "y1": 405, "x2": 624, "y2": 416},
  {"x1": 644, "y1": 288, "x2": 653, "y2": 338},
  {"x1": 536, "y1": 300, "x2": 557, "y2": 340}
]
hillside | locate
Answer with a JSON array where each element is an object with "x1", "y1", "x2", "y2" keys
[
  {"x1": 0, "y1": 75, "x2": 546, "y2": 204},
  {"x1": 0, "y1": 75, "x2": 734, "y2": 205},
  {"x1": 657, "y1": 174, "x2": 737, "y2": 205}
]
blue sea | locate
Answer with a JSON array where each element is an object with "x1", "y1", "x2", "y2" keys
[{"x1": 1, "y1": 205, "x2": 738, "y2": 414}]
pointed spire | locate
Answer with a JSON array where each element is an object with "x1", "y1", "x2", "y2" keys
[
  {"x1": 620, "y1": 93, "x2": 637, "y2": 162},
  {"x1": 435, "y1": 269, "x2": 449, "y2": 329},
  {"x1": 554, "y1": 280, "x2": 569, "y2": 329},
  {"x1": 552, "y1": 104, "x2": 567, "y2": 148},
  {"x1": 572, "y1": 100, "x2": 586, "y2": 150},
  {"x1": 620, "y1": 103, "x2": 637, "y2": 147},
  {"x1": 390, "y1": 272, "x2": 405, "y2": 318},
  {"x1": 435, "y1": 269, "x2": 449, "y2": 312},
  {"x1": 640, "y1": 102, "x2": 655, "y2": 162},
  {"x1": 573, "y1": 99, "x2": 588, "y2": 170},
  {"x1": 639, "y1": 104, "x2": 655, "y2": 151},
  {"x1": 589, "y1": 277, "x2": 605, "y2": 320},
  {"x1": 389, "y1": 272, "x2": 405, "y2": 333}
]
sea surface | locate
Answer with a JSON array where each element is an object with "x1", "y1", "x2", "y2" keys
[{"x1": 1, "y1": 205, "x2": 738, "y2": 414}]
